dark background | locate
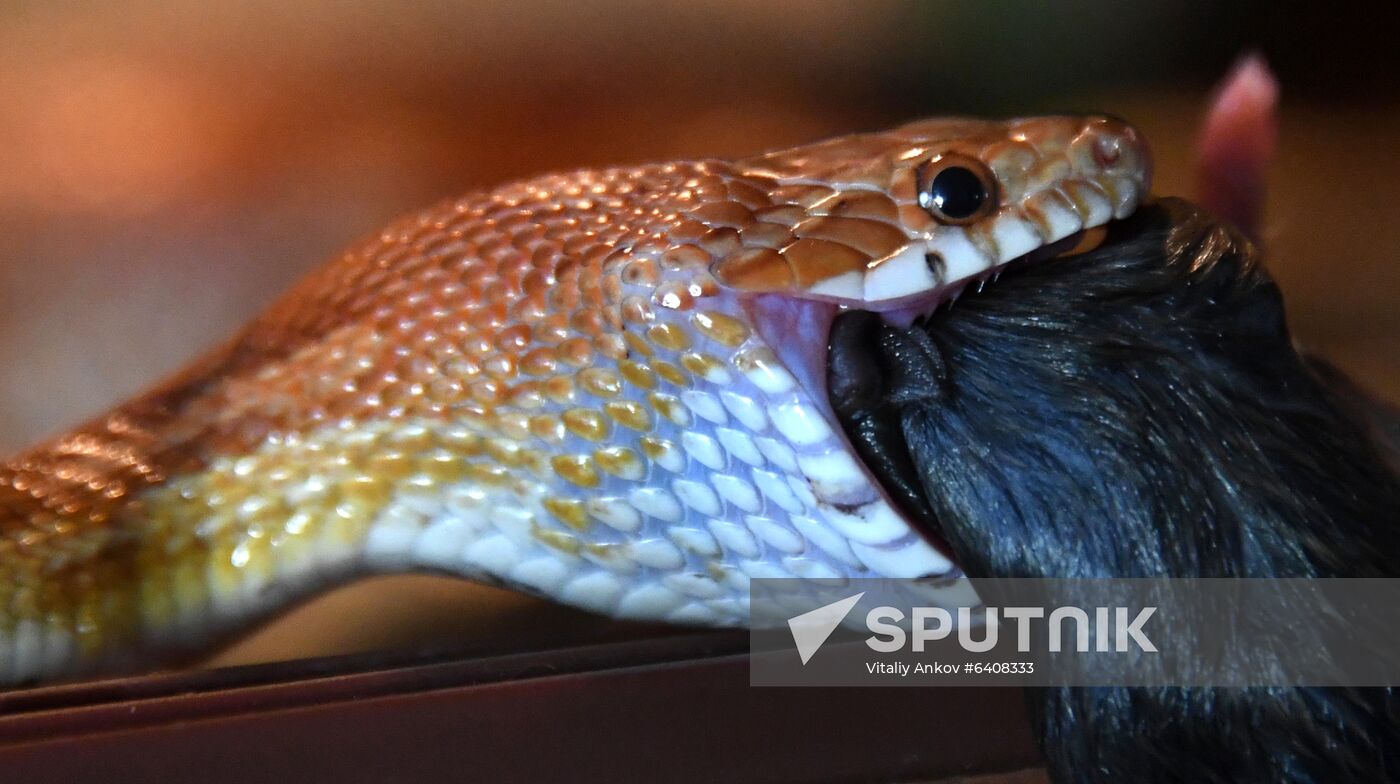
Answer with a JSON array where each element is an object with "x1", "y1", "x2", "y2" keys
[{"x1": 0, "y1": 1, "x2": 1395, "y2": 666}]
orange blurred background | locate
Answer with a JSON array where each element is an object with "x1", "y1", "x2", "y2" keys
[{"x1": 1, "y1": 2, "x2": 1396, "y2": 668}]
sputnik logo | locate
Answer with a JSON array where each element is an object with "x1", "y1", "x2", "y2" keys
[{"x1": 787, "y1": 592, "x2": 865, "y2": 664}]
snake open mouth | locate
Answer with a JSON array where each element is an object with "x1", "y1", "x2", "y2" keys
[
  {"x1": 820, "y1": 212, "x2": 1140, "y2": 574},
  {"x1": 734, "y1": 219, "x2": 1126, "y2": 577}
]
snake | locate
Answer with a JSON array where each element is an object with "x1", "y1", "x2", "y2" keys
[{"x1": 0, "y1": 115, "x2": 1150, "y2": 684}]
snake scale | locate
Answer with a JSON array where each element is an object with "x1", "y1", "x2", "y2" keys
[{"x1": 0, "y1": 116, "x2": 1149, "y2": 684}]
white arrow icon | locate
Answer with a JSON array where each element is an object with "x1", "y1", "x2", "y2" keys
[{"x1": 787, "y1": 592, "x2": 865, "y2": 665}]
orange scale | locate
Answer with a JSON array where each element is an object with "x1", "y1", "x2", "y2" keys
[
  {"x1": 821, "y1": 191, "x2": 902, "y2": 222},
  {"x1": 542, "y1": 376, "x2": 576, "y2": 405},
  {"x1": 506, "y1": 382, "x2": 548, "y2": 411},
  {"x1": 621, "y1": 296, "x2": 654, "y2": 325},
  {"x1": 570, "y1": 310, "x2": 605, "y2": 337},
  {"x1": 631, "y1": 236, "x2": 673, "y2": 257},
  {"x1": 529, "y1": 312, "x2": 570, "y2": 343},
  {"x1": 767, "y1": 184, "x2": 836, "y2": 208},
  {"x1": 660, "y1": 244, "x2": 709, "y2": 270},
  {"x1": 519, "y1": 348, "x2": 559, "y2": 377},
  {"x1": 594, "y1": 278, "x2": 619, "y2": 308},
  {"x1": 467, "y1": 380, "x2": 505, "y2": 405},
  {"x1": 723, "y1": 179, "x2": 774, "y2": 210},
  {"x1": 783, "y1": 237, "x2": 869, "y2": 288},
  {"x1": 599, "y1": 319, "x2": 628, "y2": 353},
  {"x1": 651, "y1": 281, "x2": 696, "y2": 311},
  {"x1": 711, "y1": 247, "x2": 793, "y2": 291},
  {"x1": 792, "y1": 215, "x2": 908, "y2": 261},
  {"x1": 427, "y1": 377, "x2": 467, "y2": 404},
  {"x1": 620, "y1": 258, "x2": 661, "y2": 287},
  {"x1": 493, "y1": 324, "x2": 533, "y2": 352},
  {"x1": 480, "y1": 355, "x2": 517, "y2": 379},
  {"x1": 738, "y1": 222, "x2": 791, "y2": 250},
  {"x1": 668, "y1": 219, "x2": 710, "y2": 244},
  {"x1": 557, "y1": 337, "x2": 595, "y2": 368},
  {"x1": 697, "y1": 227, "x2": 742, "y2": 256},
  {"x1": 687, "y1": 200, "x2": 755, "y2": 229}
]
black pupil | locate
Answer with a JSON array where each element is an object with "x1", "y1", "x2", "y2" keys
[{"x1": 925, "y1": 166, "x2": 986, "y2": 219}]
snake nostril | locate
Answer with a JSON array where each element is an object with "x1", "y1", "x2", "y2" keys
[
  {"x1": 1085, "y1": 118, "x2": 1147, "y2": 175},
  {"x1": 1094, "y1": 136, "x2": 1122, "y2": 168}
]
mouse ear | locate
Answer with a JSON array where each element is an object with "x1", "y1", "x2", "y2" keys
[{"x1": 1195, "y1": 53, "x2": 1279, "y2": 242}]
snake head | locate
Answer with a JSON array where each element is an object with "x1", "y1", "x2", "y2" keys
[
  {"x1": 710, "y1": 116, "x2": 1151, "y2": 314},
  {"x1": 661, "y1": 115, "x2": 1153, "y2": 580}
]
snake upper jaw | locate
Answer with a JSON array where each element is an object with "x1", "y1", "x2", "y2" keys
[{"x1": 874, "y1": 224, "x2": 1113, "y2": 330}]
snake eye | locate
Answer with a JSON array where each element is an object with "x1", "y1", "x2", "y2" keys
[{"x1": 917, "y1": 155, "x2": 997, "y2": 225}]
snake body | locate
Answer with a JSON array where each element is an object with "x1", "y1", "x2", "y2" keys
[{"x1": 0, "y1": 116, "x2": 1149, "y2": 683}]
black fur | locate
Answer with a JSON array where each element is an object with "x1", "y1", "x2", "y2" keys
[{"x1": 828, "y1": 199, "x2": 1400, "y2": 783}]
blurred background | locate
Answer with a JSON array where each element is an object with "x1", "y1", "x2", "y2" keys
[{"x1": 0, "y1": 1, "x2": 1396, "y2": 669}]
